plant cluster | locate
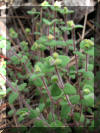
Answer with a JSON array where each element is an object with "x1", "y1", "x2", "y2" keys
[{"x1": 0, "y1": 1, "x2": 95, "y2": 132}]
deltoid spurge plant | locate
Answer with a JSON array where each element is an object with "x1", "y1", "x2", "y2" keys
[{"x1": 3, "y1": 1, "x2": 94, "y2": 131}]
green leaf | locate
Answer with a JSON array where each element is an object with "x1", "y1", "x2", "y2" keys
[
  {"x1": 29, "y1": 108, "x2": 40, "y2": 119},
  {"x1": 34, "y1": 120, "x2": 44, "y2": 127},
  {"x1": 82, "y1": 84, "x2": 93, "y2": 92},
  {"x1": 69, "y1": 95, "x2": 80, "y2": 104},
  {"x1": 38, "y1": 103, "x2": 45, "y2": 112},
  {"x1": 51, "y1": 84, "x2": 63, "y2": 100},
  {"x1": 18, "y1": 116, "x2": 25, "y2": 122},
  {"x1": 48, "y1": 40, "x2": 66, "y2": 47},
  {"x1": 74, "y1": 113, "x2": 85, "y2": 123},
  {"x1": 86, "y1": 47, "x2": 94, "y2": 56},
  {"x1": 43, "y1": 18, "x2": 58, "y2": 26},
  {"x1": 60, "y1": 26, "x2": 69, "y2": 32},
  {"x1": 74, "y1": 112, "x2": 80, "y2": 121},
  {"x1": 48, "y1": 112, "x2": 57, "y2": 123},
  {"x1": 8, "y1": 92, "x2": 19, "y2": 104},
  {"x1": 11, "y1": 56, "x2": 20, "y2": 65},
  {"x1": 20, "y1": 41, "x2": 29, "y2": 52},
  {"x1": 59, "y1": 55, "x2": 70, "y2": 67},
  {"x1": 27, "y1": 8, "x2": 40, "y2": 15},
  {"x1": 61, "y1": 104, "x2": 71, "y2": 120},
  {"x1": 80, "y1": 114, "x2": 85, "y2": 123},
  {"x1": 88, "y1": 64, "x2": 94, "y2": 71},
  {"x1": 66, "y1": 40, "x2": 73, "y2": 46},
  {"x1": 33, "y1": 78, "x2": 43, "y2": 87},
  {"x1": 50, "y1": 120, "x2": 63, "y2": 127},
  {"x1": 16, "y1": 108, "x2": 28, "y2": 116},
  {"x1": 21, "y1": 55, "x2": 28, "y2": 63},
  {"x1": 8, "y1": 110, "x2": 14, "y2": 116},
  {"x1": 6, "y1": 88, "x2": 12, "y2": 94},
  {"x1": 64, "y1": 83, "x2": 77, "y2": 95},
  {"x1": 42, "y1": 18, "x2": 51, "y2": 25},
  {"x1": 42, "y1": 57, "x2": 55, "y2": 73},
  {"x1": 83, "y1": 71, "x2": 94, "y2": 80},
  {"x1": 73, "y1": 51, "x2": 83, "y2": 57},
  {"x1": 59, "y1": 8, "x2": 74, "y2": 15},
  {"x1": 75, "y1": 25, "x2": 83, "y2": 29},
  {"x1": 9, "y1": 28, "x2": 18, "y2": 39},
  {"x1": 18, "y1": 83, "x2": 27, "y2": 91},
  {"x1": 30, "y1": 73, "x2": 44, "y2": 80},
  {"x1": 82, "y1": 93, "x2": 94, "y2": 107}
]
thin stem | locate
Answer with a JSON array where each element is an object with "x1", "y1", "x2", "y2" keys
[
  {"x1": 15, "y1": 13, "x2": 32, "y2": 46},
  {"x1": 32, "y1": 17, "x2": 35, "y2": 44},
  {"x1": 64, "y1": 14, "x2": 68, "y2": 55},
  {"x1": 9, "y1": 104, "x2": 20, "y2": 127},
  {"x1": 54, "y1": 11, "x2": 56, "y2": 40},
  {"x1": 55, "y1": 66, "x2": 72, "y2": 107},
  {"x1": 48, "y1": 25, "x2": 53, "y2": 55},
  {"x1": 86, "y1": 53, "x2": 88, "y2": 72},
  {"x1": 72, "y1": 28, "x2": 76, "y2": 51},
  {"x1": 41, "y1": 76, "x2": 55, "y2": 121},
  {"x1": 82, "y1": 8, "x2": 88, "y2": 40},
  {"x1": 40, "y1": 7, "x2": 43, "y2": 36},
  {"x1": 41, "y1": 77, "x2": 54, "y2": 104},
  {"x1": 72, "y1": 28, "x2": 78, "y2": 74}
]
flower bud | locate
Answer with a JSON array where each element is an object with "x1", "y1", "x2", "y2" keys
[
  {"x1": 54, "y1": 1, "x2": 61, "y2": 8},
  {"x1": 83, "y1": 88, "x2": 90, "y2": 95},
  {"x1": 53, "y1": 52, "x2": 59, "y2": 59},
  {"x1": 64, "y1": 7, "x2": 68, "y2": 12},
  {"x1": 41, "y1": 1, "x2": 49, "y2": 6},
  {"x1": 47, "y1": 34, "x2": 54, "y2": 40},
  {"x1": 25, "y1": 28, "x2": 31, "y2": 34},
  {"x1": 54, "y1": 59, "x2": 62, "y2": 65},
  {"x1": 34, "y1": 65, "x2": 41, "y2": 73},
  {"x1": 67, "y1": 20, "x2": 75, "y2": 28},
  {"x1": 84, "y1": 39, "x2": 94, "y2": 47},
  {"x1": 81, "y1": 39, "x2": 94, "y2": 50},
  {"x1": 34, "y1": 42, "x2": 39, "y2": 49}
]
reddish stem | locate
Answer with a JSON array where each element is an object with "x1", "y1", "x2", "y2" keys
[
  {"x1": 64, "y1": 15, "x2": 68, "y2": 55},
  {"x1": 55, "y1": 66, "x2": 72, "y2": 107},
  {"x1": 72, "y1": 28, "x2": 78, "y2": 74},
  {"x1": 86, "y1": 53, "x2": 88, "y2": 72},
  {"x1": 48, "y1": 26, "x2": 53, "y2": 55},
  {"x1": 41, "y1": 76, "x2": 55, "y2": 121},
  {"x1": 7, "y1": 64, "x2": 22, "y2": 72},
  {"x1": 41, "y1": 77, "x2": 55, "y2": 104},
  {"x1": 54, "y1": 11, "x2": 56, "y2": 40}
]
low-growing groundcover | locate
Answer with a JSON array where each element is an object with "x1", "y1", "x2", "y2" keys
[{"x1": 0, "y1": 2, "x2": 95, "y2": 132}]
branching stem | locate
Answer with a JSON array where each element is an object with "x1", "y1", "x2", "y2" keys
[{"x1": 55, "y1": 66, "x2": 72, "y2": 107}]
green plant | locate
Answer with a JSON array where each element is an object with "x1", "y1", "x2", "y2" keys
[{"x1": 2, "y1": 2, "x2": 94, "y2": 131}]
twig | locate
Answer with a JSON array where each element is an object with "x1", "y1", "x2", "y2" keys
[
  {"x1": 82, "y1": 8, "x2": 88, "y2": 40},
  {"x1": 72, "y1": 28, "x2": 78, "y2": 74}
]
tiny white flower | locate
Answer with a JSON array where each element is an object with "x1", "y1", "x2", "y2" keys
[
  {"x1": 54, "y1": 1, "x2": 61, "y2": 8},
  {"x1": 41, "y1": 1, "x2": 49, "y2": 6}
]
